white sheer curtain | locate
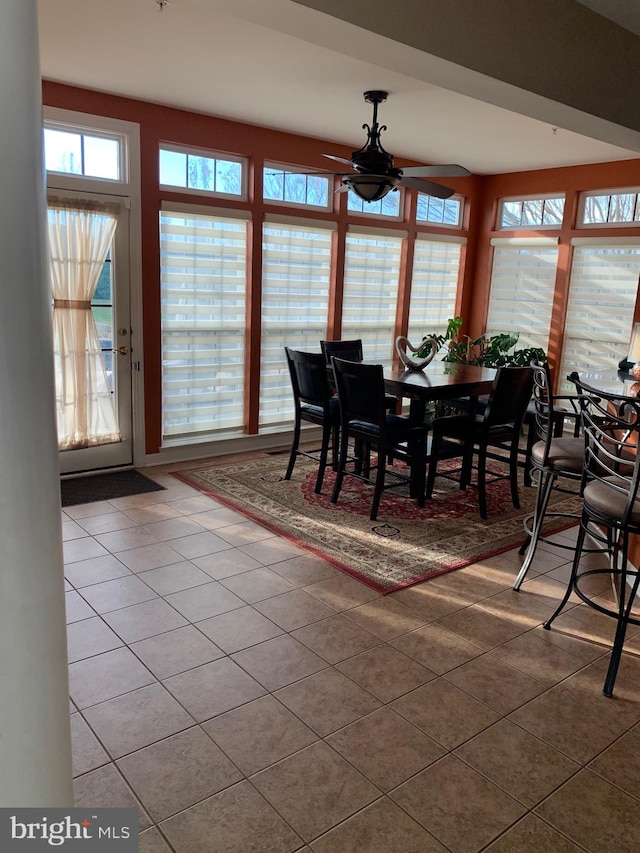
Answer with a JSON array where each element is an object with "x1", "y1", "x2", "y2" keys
[{"x1": 48, "y1": 201, "x2": 119, "y2": 450}]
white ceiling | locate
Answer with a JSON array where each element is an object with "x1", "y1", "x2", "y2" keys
[{"x1": 37, "y1": 0, "x2": 640, "y2": 175}]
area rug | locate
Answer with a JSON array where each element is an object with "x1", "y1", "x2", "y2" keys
[
  {"x1": 172, "y1": 456, "x2": 580, "y2": 593},
  {"x1": 61, "y1": 469, "x2": 165, "y2": 507}
]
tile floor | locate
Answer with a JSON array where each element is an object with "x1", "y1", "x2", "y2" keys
[{"x1": 62, "y1": 456, "x2": 640, "y2": 853}]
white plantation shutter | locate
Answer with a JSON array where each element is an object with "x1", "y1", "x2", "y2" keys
[
  {"x1": 259, "y1": 218, "x2": 333, "y2": 427},
  {"x1": 342, "y1": 228, "x2": 404, "y2": 364},
  {"x1": 486, "y1": 238, "x2": 559, "y2": 351},
  {"x1": 160, "y1": 206, "x2": 248, "y2": 440},
  {"x1": 407, "y1": 236, "x2": 464, "y2": 345},
  {"x1": 558, "y1": 239, "x2": 640, "y2": 393}
]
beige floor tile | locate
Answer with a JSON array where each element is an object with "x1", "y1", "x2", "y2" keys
[
  {"x1": 253, "y1": 588, "x2": 338, "y2": 631},
  {"x1": 189, "y1": 506, "x2": 252, "y2": 531},
  {"x1": 483, "y1": 814, "x2": 584, "y2": 852},
  {"x1": 64, "y1": 553, "x2": 133, "y2": 587},
  {"x1": 274, "y1": 668, "x2": 381, "y2": 736},
  {"x1": 444, "y1": 653, "x2": 547, "y2": 715},
  {"x1": 196, "y1": 605, "x2": 283, "y2": 653},
  {"x1": 167, "y1": 495, "x2": 224, "y2": 515},
  {"x1": 129, "y1": 625, "x2": 224, "y2": 679},
  {"x1": 551, "y1": 659, "x2": 640, "y2": 729},
  {"x1": 455, "y1": 719, "x2": 580, "y2": 807},
  {"x1": 66, "y1": 616, "x2": 124, "y2": 663},
  {"x1": 164, "y1": 581, "x2": 245, "y2": 622},
  {"x1": 73, "y1": 763, "x2": 152, "y2": 830},
  {"x1": 251, "y1": 741, "x2": 379, "y2": 843},
  {"x1": 122, "y1": 504, "x2": 183, "y2": 525},
  {"x1": 436, "y1": 604, "x2": 528, "y2": 650},
  {"x1": 64, "y1": 500, "x2": 120, "y2": 520},
  {"x1": 140, "y1": 516, "x2": 205, "y2": 542},
  {"x1": 268, "y1": 553, "x2": 340, "y2": 587},
  {"x1": 77, "y1": 511, "x2": 141, "y2": 536},
  {"x1": 64, "y1": 537, "x2": 110, "y2": 564},
  {"x1": 220, "y1": 566, "x2": 298, "y2": 603},
  {"x1": 82, "y1": 684, "x2": 194, "y2": 759},
  {"x1": 135, "y1": 561, "x2": 212, "y2": 596},
  {"x1": 102, "y1": 599, "x2": 188, "y2": 643},
  {"x1": 202, "y1": 694, "x2": 318, "y2": 775},
  {"x1": 528, "y1": 623, "x2": 607, "y2": 662},
  {"x1": 95, "y1": 527, "x2": 161, "y2": 553},
  {"x1": 139, "y1": 827, "x2": 173, "y2": 853},
  {"x1": 292, "y1": 614, "x2": 381, "y2": 664},
  {"x1": 69, "y1": 646, "x2": 156, "y2": 709},
  {"x1": 343, "y1": 597, "x2": 427, "y2": 640},
  {"x1": 159, "y1": 530, "x2": 234, "y2": 560},
  {"x1": 588, "y1": 729, "x2": 640, "y2": 798},
  {"x1": 65, "y1": 590, "x2": 96, "y2": 623},
  {"x1": 336, "y1": 644, "x2": 436, "y2": 703},
  {"x1": 390, "y1": 754, "x2": 525, "y2": 853},
  {"x1": 327, "y1": 707, "x2": 445, "y2": 791},
  {"x1": 310, "y1": 797, "x2": 448, "y2": 853},
  {"x1": 488, "y1": 631, "x2": 587, "y2": 685},
  {"x1": 508, "y1": 690, "x2": 628, "y2": 764},
  {"x1": 239, "y1": 536, "x2": 308, "y2": 563},
  {"x1": 390, "y1": 623, "x2": 484, "y2": 674},
  {"x1": 70, "y1": 713, "x2": 110, "y2": 777},
  {"x1": 79, "y1": 575, "x2": 158, "y2": 614},
  {"x1": 535, "y1": 769, "x2": 640, "y2": 852},
  {"x1": 163, "y1": 657, "x2": 266, "y2": 722},
  {"x1": 192, "y1": 548, "x2": 264, "y2": 579},
  {"x1": 160, "y1": 780, "x2": 302, "y2": 853},
  {"x1": 387, "y1": 582, "x2": 469, "y2": 621},
  {"x1": 116, "y1": 543, "x2": 184, "y2": 573},
  {"x1": 215, "y1": 520, "x2": 280, "y2": 548},
  {"x1": 428, "y1": 567, "x2": 511, "y2": 604},
  {"x1": 117, "y1": 726, "x2": 242, "y2": 821},
  {"x1": 476, "y1": 587, "x2": 559, "y2": 629},
  {"x1": 390, "y1": 679, "x2": 500, "y2": 750},
  {"x1": 231, "y1": 634, "x2": 328, "y2": 691},
  {"x1": 304, "y1": 574, "x2": 381, "y2": 611}
]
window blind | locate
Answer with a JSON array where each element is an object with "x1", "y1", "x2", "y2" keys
[
  {"x1": 558, "y1": 242, "x2": 640, "y2": 392},
  {"x1": 259, "y1": 221, "x2": 332, "y2": 427},
  {"x1": 342, "y1": 230, "x2": 403, "y2": 365},
  {"x1": 486, "y1": 238, "x2": 558, "y2": 351},
  {"x1": 407, "y1": 237, "x2": 463, "y2": 344},
  {"x1": 160, "y1": 209, "x2": 247, "y2": 441}
]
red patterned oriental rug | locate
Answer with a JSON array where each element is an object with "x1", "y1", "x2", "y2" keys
[{"x1": 173, "y1": 455, "x2": 580, "y2": 593}]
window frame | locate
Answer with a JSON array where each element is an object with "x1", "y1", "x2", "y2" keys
[
  {"x1": 346, "y1": 188, "x2": 404, "y2": 220},
  {"x1": 415, "y1": 193, "x2": 464, "y2": 228},
  {"x1": 496, "y1": 194, "x2": 565, "y2": 230},
  {"x1": 159, "y1": 142, "x2": 248, "y2": 201},
  {"x1": 262, "y1": 162, "x2": 333, "y2": 211},
  {"x1": 577, "y1": 187, "x2": 640, "y2": 228}
]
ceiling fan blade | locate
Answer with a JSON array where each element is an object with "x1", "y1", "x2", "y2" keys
[
  {"x1": 323, "y1": 153, "x2": 356, "y2": 168},
  {"x1": 334, "y1": 184, "x2": 351, "y2": 194},
  {"x1": 264, "y1": 170, "x2": 348, "y2": 177},
  {"x1": 398, "y1": 176, "x2": 455, "y2": 199},
  {"x1": 400, "y1": 164, "x2": 470, "y2": 178}
]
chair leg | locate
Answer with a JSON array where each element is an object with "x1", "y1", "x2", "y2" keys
[
  {"x1": 314, "y1": 422, "x2": 333, "y2": 494},
  {"x1": 513, "y1": 470, "x2": 555, "y2": 590},
  {"x1": 330, "y1": 429, "x2": 350, "y2": 505},
  {"x1": 603, "y1": 534, "x2": 640, "y2": 697},
  {"x1": 370, "y1": 452, "x2": 387, "y2": 520},
  {"x1": 509, "y1": 437, "x2": 520, "y2": 509},
  {"x1": 425, "y1": 432, "x2": 440, "y2": 499},
  {"x1": 477, "y1": 445, "x2": 488, "y2": 519},
  {"x1": 460, "y1": 439, "x2": 474, "y2": 490},
  {"x1": 543, "y1": 515, "x2": 588, "y2": 629},
  {"x1": 284, "y1": 417, "x2": 301, "y2": 480}
]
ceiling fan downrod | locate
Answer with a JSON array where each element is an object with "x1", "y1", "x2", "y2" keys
[{"x1": 352, "y1": 90, "x2": 395, "y2": 174}]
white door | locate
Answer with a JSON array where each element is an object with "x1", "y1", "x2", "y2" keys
[{"x1": 52, "y1": 197, "x2": 133, "y2": 474}]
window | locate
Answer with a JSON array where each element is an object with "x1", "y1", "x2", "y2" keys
[
  {"x1": 486, "y1": 238, "x2": 559, "y2": 351},
  {"x1": 259, "y1": 218, "x2": 334, "y2": 427},
  {"x1": 44, "y1": 126, "x2": 122, "y2": 181},
  {"x1": 407, "y1": 237, "x2": 463, "y2": 344},
  {"x1": 579, "y1": 189, "x2": 640, "y2": 226},
  {"x1": 160, "y1": 206, "x2": 248, "y2": 441},
  {"x1": 263, "y1": 165, "x2": 330, "y2": 208},
  {"x1": 159, "y1": 145, "x2": 245, "y2": 198},
  {"x1": 347, "y1": 190, "x2": 401, "y2": 218},
  {"x1": 558, "y1": 239, "x2": 640, "y2": 393},
  {"x1": 342, "y1": 228, "x2": 403, "y2": 364},
  {"x1": 416, "y1": 194, "x2": 463, "y2": 227},
  {"x1": 498, "y1": 196, "x2": 565, "y2": 229}
]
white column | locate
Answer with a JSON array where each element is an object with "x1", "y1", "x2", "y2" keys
[{"x1": 0, "y1": 0, "x2": 73, "y2": 806}]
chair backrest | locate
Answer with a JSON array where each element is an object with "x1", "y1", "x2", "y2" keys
[
  {"x1": 320, "y1": 339, "x2": 364, "y2": 365},
  {"x1": 530, "y1": 360, "x2": 580, "y2": 461},
  {"x1": 331, "y1": 357, "x2": 388, "y2": 429},
  {"x1": 569, "y1": 371, "x2": 640, "y2": 525},
  {"x1": 285, "y1": 347, "x2": 333, "y2": 411},
  {"x1": 482, "y1": 366, "x2": 534, "y2": 430}
]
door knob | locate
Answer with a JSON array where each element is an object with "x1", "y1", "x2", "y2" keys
[{"x1": 112, "y1": 346, "x2": 129, "y2": 355}]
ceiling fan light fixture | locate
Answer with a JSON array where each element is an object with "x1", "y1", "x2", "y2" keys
[{"x1": 343, "y1": 173, "x2": 399, "y2": 202}]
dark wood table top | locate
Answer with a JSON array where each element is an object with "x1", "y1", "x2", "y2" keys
[{"x1": 382, "y1": 362, "x2": 497, "y2": 402}]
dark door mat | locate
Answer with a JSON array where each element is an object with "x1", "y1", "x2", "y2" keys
[{"x1": 61, "y1": 470, "x2": 166, "y2": 507}]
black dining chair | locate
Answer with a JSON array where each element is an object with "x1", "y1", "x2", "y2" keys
[
  {"x1": 543, "y1": 373, "x2": 640, "y2": 698},
  {"x1": 321, "y1": 338, "x2": 398, "y2": 414},
  {"x1": 330, "y1": 356, "x2": 429, "y2": 520},
  {"x1": 283, "y1": 347, "x2": 340, "y2": 494},
  {"x1": 425, "y1": 366, "x2": 534, "y2": 518},
  {"x1": 512, "y1": 361, "x2": 584, "y2": 590}
]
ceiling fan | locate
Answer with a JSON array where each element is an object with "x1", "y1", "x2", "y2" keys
[{"x1": 287, "y1": 90, "x2": 470, "y2": 203}]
